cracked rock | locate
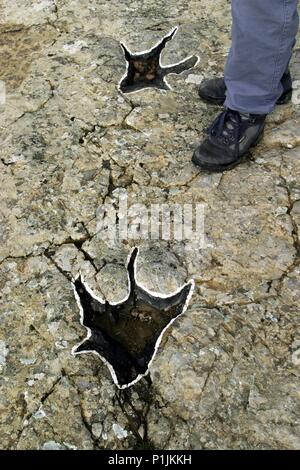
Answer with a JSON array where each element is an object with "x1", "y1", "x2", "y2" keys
[{"x1": 1, "y1": 0, "x2": 300, "y2": 451}]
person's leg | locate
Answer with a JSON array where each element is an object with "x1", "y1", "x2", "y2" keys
[
  {"x1": 225, "y1": 0, "x2": 299, "y2": 115},
  {"x1": 193, "y1": 0, "x2": 299, "y2": 172}
]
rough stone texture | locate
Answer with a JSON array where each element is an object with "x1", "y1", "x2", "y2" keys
[{"x1": 0, "y1": 0, "x2": 300, "y2": 450}]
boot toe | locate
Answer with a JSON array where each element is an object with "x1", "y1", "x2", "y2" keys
[
  {"x1": 192, "y1": 137, "x2": 237, "y2": 171},
  {"x1": 198, "y1": 77, "x2": 226, "y2": 105}
]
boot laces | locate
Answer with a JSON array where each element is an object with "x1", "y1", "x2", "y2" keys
[{"x1": 207, "y1": 109, "x2": 253, "y2": 156}]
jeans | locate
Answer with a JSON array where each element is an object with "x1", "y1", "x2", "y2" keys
[{"x1": 224, "y1": 0, "x2": 299, "y2": 114}]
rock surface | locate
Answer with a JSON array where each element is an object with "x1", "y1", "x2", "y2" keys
[{"x1": 0, "y1": 0, "x2": 300, "y2": 450}]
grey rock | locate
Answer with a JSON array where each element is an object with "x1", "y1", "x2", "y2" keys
[{"x1": 0, "y1": 0, "x2": 299, "y2": 451}]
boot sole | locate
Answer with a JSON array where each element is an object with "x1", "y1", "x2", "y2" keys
[
  {"x1": 192, "y1": 129, "x2": 264, "y2": 172},
  {"x1": 198, "y1": 90, "x2": 224, "y2": 106},
  {"x1": 198, "y1": 89, "x2": 292, "y2": 106}
]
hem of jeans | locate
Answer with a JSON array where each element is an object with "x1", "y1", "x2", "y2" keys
[{"x1": 224, "y1": 98, "x2": 274, "y2": 115}]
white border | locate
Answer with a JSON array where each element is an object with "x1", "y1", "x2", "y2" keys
[
  {"x1": 118, "y1": 26, "x2": 200, "y2": 94},
  {"x1": 71, "y1": 247, "x2": 195, "y2": 389}
]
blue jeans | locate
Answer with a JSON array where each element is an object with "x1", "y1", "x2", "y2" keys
[{"x1": 224, "y1": 0, "x2": 299, "y2": 114}]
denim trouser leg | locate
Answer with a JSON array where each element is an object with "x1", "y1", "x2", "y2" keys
[{"x1": 224, "y1": 0, "x2": 299, "y2": 114}]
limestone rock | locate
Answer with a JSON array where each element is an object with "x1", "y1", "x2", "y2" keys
[{"x1": 0, "y1": 0, "x2": 299, "y2": 451}]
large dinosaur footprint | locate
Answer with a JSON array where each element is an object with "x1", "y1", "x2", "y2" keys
[
  {"x1": 119, "y1": 27, "x2": 199, "y2": 93},
  {"x1": 72, "y1": 247, "x2": 194, "y2": 389}
]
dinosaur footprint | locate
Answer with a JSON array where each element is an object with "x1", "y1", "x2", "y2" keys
[
  {"x1": 72, "y1": 247, "x2": 194, "y2": 388},
  {"x1": 119, "y1": 27, "x2": 199, "y2": 93}
]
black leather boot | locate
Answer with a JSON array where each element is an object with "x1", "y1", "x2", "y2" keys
[
  {"x1": 192, "y1": 108, "x2": 266, "y2": 172},
  {"x1": 198, "y1": 69, "x2": 292, "y2": 106}
]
